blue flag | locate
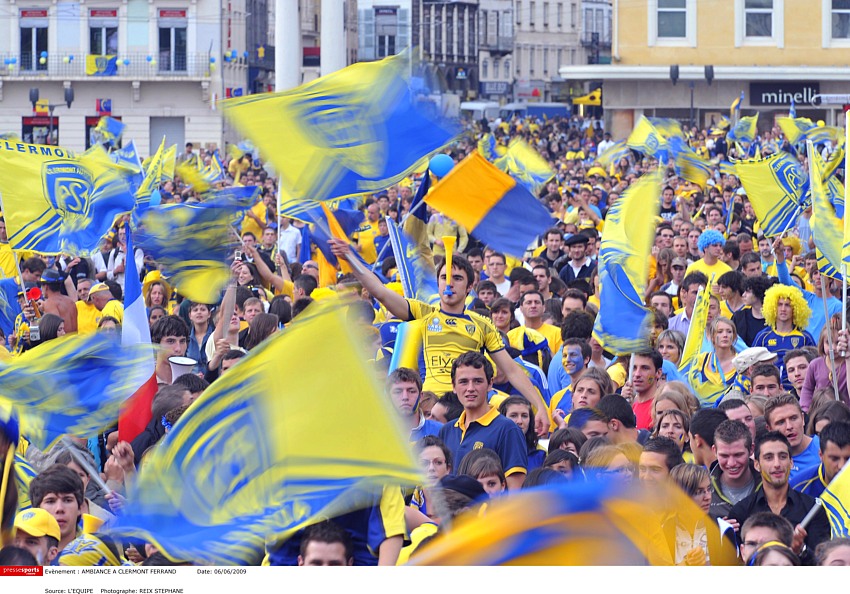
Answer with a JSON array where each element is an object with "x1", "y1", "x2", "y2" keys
[
  {"x1": 0, "y1": 278, "x2": 22, "y2": 340},
  {"x1": 385, "y1": 217, "x2": 438, "y2": 302}
]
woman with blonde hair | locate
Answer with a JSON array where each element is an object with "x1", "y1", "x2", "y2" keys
[
  {"x1": 653, "y1": 408, "x2": 693, "y2": 462},
  {"x1": 683, "y1": 317, "x2": 741, "y2": 408}
]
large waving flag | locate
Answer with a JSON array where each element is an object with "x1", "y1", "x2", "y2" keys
[
  {"x1": 494, "y1": 139, "x2": 555, "y2": 195},
  {"x1": 135, "y1": 137, "x2": 166, "y2": 215},
  {"x1": 478, "y1": 134, "x2": 506, "y2": 162},
  {"x1": 626, "y1": 117, "x2": 667, "y2": 158},
  {"x1": 822, "y1": 460, "x2": 850, "y2": 537},
  {"x1": 118, "y1": 224, "x2": 158, "y2": 443},
  {"x1": 735, "y1": 152, "x2": 807, "y2": 237},
  {"x1": 407, "y1": 477, "x2": 738, "y2": 566},
  {"x1": 0, "y1": 142, "x2": 136, "y2": 254},
  {"x1": 136, "y1": 186, "x2": 258, "y2": 302},
  {"x1": 777, "y1": 117, "x2": 815, "y2": 145},
  {"x1": 385, "y1": 217, "x2": 438, "y2": 302},
  {"x1": 596, "y1": 140, "x2": 632, "y2": 169},
  {"x1": 92, "y1": 116, "x2": 126, "y2": 148},
  {"x1": 809, "y1": 141, "x2": 844, "y2": 280},
  {"x1": 176, "y1": 152, "x2": 225, "y2": 193},
  {"x1": 727, "y1": 114, "x2": 759, "y2": 147},
  {"x1": 668, "y1": 136, "x2": 711, "y2": 187},
  {"x1": 424, "y1": 152, "x2": 552, "y2": 256},
  {"x1": 0, "y1": 333, "x2": 151, "y2": 449},
  {"x1": 222, "y1": 52, "x2": 459, "y2": 202},
  {"x1": 110, "y1": 301, "x2": 423, "y2": 565},
  {"x1": 592, "y1": 169, "x2": 661, "y2": 355}
]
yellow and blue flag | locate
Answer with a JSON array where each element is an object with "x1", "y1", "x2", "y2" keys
[
  {"x1": 401, "y1": 171, "x2": 435, "y2": 276},
  {"x1": 679, "y1": 283, "x2": 711, "y2": 372},
  {"x1": 134, "y1": 137, "x2": 166, "y2": 221},
  {"x1": 592, "y1": 170, "x2": 661, "y2": 355},
  {"x1": 789, "y1": 99, "x2": 797, "y2": 119},
  {"x1": 647, "y1": 117, "x2": 683, "y2": 140},
  {"x1": 109, "y1": 140, "x2": 144, "y2": 194},
  {"x1": 0, "y1": 333, "x2": 152, "y2": 449},
  {"x1": 161, "y1": 144, "x2": 177, "y2": 182},
  {"x1": 93, "y1": 116, "x2": 125, "y2": 148},
  {"x1": 0, "y1": 142, "x2": 136, "y2": 254},
  {"x1": 110, "y1": 301, "x2": 423, "y2": 565},
  {"x1": 596, "y1": 140, "x2": 632, "y2": 169},
  {"x1": 86, "y1": 55, "x2": 117, "y2": 76},
  {"x1": 495, "y1": 139, "x2": 555, "y2": 195},
  {"x1": 809, "y1": 141, "x2": 845, "y2": 281},
  {"x1": 626, "y1": 117, "x2": 667, "y2": 158},
  {"x1": 478, "y1": 134, "x2": 506, "y2": 162},
  {"x1": 222, "y1": 52, "x2": 459, "y2": 202},
  {"x1": 136, "y1": 186, "x2": 258, "y2": 303},
  {"x1": 822, "y1": 460, "x2": 850, "y2": 537},
  {"x1": 730, "y1": 91, "x2": 744, "y2": 119},
  {"x1": 710, "y1": 116, "x2": 731, "y2": 137},
  {"x1": 424, "y1": 152, "x2": 552, "y2": 256},
  {"x1": 0, "y1": 277, "x2": 22, "y2": 340},
  {"x1": 385, "y1": 216, "x2": 438, "y2": 302},
  {"x1": 176, "y1": 152, "x2": 225, "y2": 193},
  {"x1": 776, "y1": 117, "x2": 814, "y2": 145},
  {"x1": 735, "y1": 152, "x2": 807, "y2": 237},
  {"x1": 407, "y1": 477, "x2": 738, "y2": 566},
  {"x1": 668, "y1": 136, "x2": 711, "y2": 187},
  {"x1": 727, "y1": 114, "x2": 759, "y2": 146},
  {"x1": 14, "y1": 453, "x2": 38, "y2": 512}
]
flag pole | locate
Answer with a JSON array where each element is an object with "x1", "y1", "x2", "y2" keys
[{"x1": 835, "y1": 111, "x2": 850, "y2": 354}]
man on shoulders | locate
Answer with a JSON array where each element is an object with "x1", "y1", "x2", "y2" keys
[{"x1": 40, "y1": 268, "x2": 77, "y2": 333}]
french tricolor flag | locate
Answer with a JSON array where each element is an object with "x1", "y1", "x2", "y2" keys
[{"x1": 118, "y1": 223, "x2": 158, "y2": 442}]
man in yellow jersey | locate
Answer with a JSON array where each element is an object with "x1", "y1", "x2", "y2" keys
[
  {"x1": 353, "y1": 201, "x2": 382, "y2": 264},
  {"x1": 329, "y1": 238, "x2": 550, "y2": 436},
  {"x1": 508, "y1": 290, "x2": 562, "y2": 355},
  {"x1": 89, "y1": 282, "x2": 124, "y2": 325}
]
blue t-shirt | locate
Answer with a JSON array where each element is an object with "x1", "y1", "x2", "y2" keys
[
  {"x1": 791, "y1": 463, "x2": 826, "y2": 498},
  {"x1": 790, "y1": 435, "x2": 821, "y2": 485},
  {"x1": 547, "y1": 347, "x2": 571, "y2": 395},
  {"x1": 410, "y1": 418, "x2": 442, "y2": 442}
]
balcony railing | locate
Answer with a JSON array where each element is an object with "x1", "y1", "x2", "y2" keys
[
  {"x1": 580, "y1": 31, "x2": 612, "y2": 48},
  {"x1": 480, "y1": 36, "x2": 514, "y2": 54},
  {"x1": 0, "y1": 52, "x2": 214, "y2": 78}
]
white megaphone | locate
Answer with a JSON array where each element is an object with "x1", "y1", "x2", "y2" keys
[{"x1": 168, "y1": 356, "x2": 197, "y2": 383}]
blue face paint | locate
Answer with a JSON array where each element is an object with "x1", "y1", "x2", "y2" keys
[{"x1": 564, "y1": 347, "x2": 586, "y2": 373}]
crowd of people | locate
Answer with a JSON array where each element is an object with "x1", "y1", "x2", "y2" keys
[{"x1": 2, "y1": 111, "x2": 850, "y2": 568}]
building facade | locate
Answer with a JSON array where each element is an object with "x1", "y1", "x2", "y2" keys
[
  {"x1": 413, "y1": 0, "x2": 480, "y2": 99},
  {"x1": 477, "y1": 0, "x2": 514, "y2": 101},
  {"x1": 560, "y1": 0, "x2": 850, "y2": 139},
  {"x1": 358, "y1": 0, "x2": 412, "y2": 62},
  {"x1": 513, "y1": 0, "x2": 583, "y2": 102},
  {"x1": 0, "y1": 0, "x2": 224, "y2": 155}
]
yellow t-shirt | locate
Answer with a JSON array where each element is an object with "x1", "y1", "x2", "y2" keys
[
  {"x1": 76, "y1": 301, "x2": 100, "y2": 334},
  {"x1": 0, "y1": 243, "x2": 17, "y2": 280},
  {"x1": 97, "y1": 300, "x2": 124, "y2": 325},
  {"x1": 355, "y1": 220, "x2": 382, "y2": 264},
  {"x1": 685, "y1": 259, "x2": 732, "y2": 294},
  {"x1": 240, "y1": 201, "x2": 267, "y2": 241},
  {"x1": 509, "y1": 323, "x2": 562, "y2": 356}
]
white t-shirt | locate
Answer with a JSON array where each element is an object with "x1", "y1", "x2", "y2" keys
[{"x1": 277, "y1": 225, "x2": 302, "y2": 263}]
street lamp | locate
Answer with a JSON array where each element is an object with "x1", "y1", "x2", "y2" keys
[
  {"x1": 669, "y1": 65, "x2": 714, "y2": 130},
  {"x1": 28, "y1": 87, "x2": 74, "y2": 145}
]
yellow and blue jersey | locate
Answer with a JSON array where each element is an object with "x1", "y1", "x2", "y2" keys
[
  {"x1": 792, "y1": 463, "x2": 827, "y2": 498},
  {"x1": 438, "y1": 406, "x2": 528, "y2": 478},
  {"x1": 683, "y1": 351, "x2": 739, "y2": 408},
  {"x1": 751, "y1": 327, "x2": 815, "y2": 389},
  {"x1": 406, "y1": 298, "x2": 504, "y2": 394}
]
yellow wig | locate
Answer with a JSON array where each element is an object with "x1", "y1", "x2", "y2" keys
[{"x1": 762, "y1": 284, "x2": 811, "y2": 330}]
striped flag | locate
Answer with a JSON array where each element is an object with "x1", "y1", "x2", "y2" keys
[{"x1": 118, "y1": 223, "x2": 158, "y2": 442}]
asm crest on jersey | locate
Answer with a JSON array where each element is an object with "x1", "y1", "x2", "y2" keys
[
  {"x1": 473, "y1": 442, "x2": 484, "y2": 450},
  {"x1": 465, "y1": 324, "x2": 476, "y2": 335}
]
